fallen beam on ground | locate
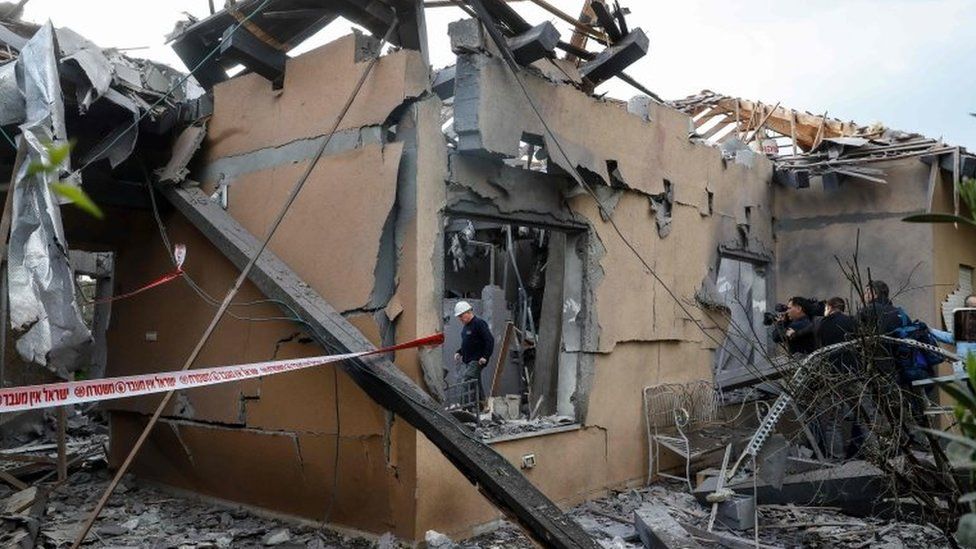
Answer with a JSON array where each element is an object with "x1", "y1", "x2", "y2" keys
[{"x1": 161, "y1": 183, "x2": 597, "y2": 549}]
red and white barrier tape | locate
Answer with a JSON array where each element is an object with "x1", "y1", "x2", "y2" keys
[{"x1": 0, "y1": 333, "x2": 444, "y2": 413}]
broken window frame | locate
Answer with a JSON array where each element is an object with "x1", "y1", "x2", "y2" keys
[
  {"x1": 441, "y1": 210, "x2": 590, "y2": 438},
  {"x1": 712, "y1": 251, "x2": 770, "y2": 382}
]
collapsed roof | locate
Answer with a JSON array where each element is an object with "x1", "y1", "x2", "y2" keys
[{"x1": 670, "y1": 90, "x2": 975, "y2": 190}]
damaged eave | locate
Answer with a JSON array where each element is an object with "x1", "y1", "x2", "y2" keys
[{"x1": 167, "y1": 0, "x2": 427, "y2": 88}]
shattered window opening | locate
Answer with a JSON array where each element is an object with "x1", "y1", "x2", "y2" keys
[
  {"x1": 442, "y1": 216, "x2": 583, "y2": 437},
  {"x1": 713, "y1": 255, "x2": 769, "y2": 380}
]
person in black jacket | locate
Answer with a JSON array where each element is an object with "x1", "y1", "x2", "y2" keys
[
  {"x1": 772, "y1": 297, "x2": 818, "y2": 355},
  {"x1": 817, "y1": 297, "x2": 858, "y2": 350},
  {"x1": 854, "y1": 280, "x2": 928, "y2": 452},
  {"x1": 811, "y1": 297, "x2": 859, "y2": 459},
  {"x1": 856, "y1": 280, "x2": 902, "y2": 337},
  {"x1": 453, "y1": 301, "x2": 494, "y2": 408}
]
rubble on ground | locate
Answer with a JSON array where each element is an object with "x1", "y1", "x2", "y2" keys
[
  {"x1": 0, "y1": 405, "x2": 955, "y2": 548},
  {"x1": 474, "y1": 414, "x2": 576, "y2": 440},
  {"x1": 34, "y1": 468, "x2": 378, "y2": 548}
]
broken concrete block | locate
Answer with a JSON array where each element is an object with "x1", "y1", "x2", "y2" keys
[
  {"x1": 262, "y1": 528, "x2": 291, "y2": 546},
  {"x1": 627, "y1": 95, "x2": 653, "y2": 122},
  {"x1": 433, "y1": 65, "x2": 457, "y2": 100},
  {"x1": 2, "y1": 487, "x2": 37, "y2": 515},
  {"x1": 580, "y1": 28, "x2": 649, "y2": 85},
  {"x1": 425, "y1": 530, "x2": 457, "y2": 548},
  {"x1": 756, "y1": 433, "x2": 789, "y2": 490},
  {"x1": 717, "y1": 494, "x2": 755, "y2": 531},
  {"x1": 449, "y1": 19, "x2": 485, "y2": 54},
  {"x1": 507, "y1": 21, "x2": 560, "y2": 66},
  {"x1": 219, "y1": 26, "x2": 286, "y2": 85},
  {"x1": 377, "y1": 531, "x2": 396, "y2": 549},
  {"x1": 634, "y1": 504, "x2": 701, "y2": 548},
  {"x1": 490, "y1": 395, "x2": 521, "y2": 420}
]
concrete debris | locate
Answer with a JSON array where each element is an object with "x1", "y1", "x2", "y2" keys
[
  {"x1": 716, "y1": 495, "x2": 755, "y2": 531},
  {"x1": 262, "y1": 527, "x2": 291, "y2": 545},
  {"x1": 425, "y1": 530, "x2": 457, "y2": 548},
  {"x1": 474, "y1": 414, "x2": 575, "y2": 440},
  {"x1": 633, "y1": 504, "x2": 701, "y2": 548},
  {"x1": 35, "y1": 454, "x2": 378, "y2": 548},
  {"x1": 0, "y1": 1, "x2": 969, "y2": 548}
]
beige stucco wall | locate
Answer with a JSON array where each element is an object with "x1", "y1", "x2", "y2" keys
[
  {"x1": 930, "y1": 166, "x2": 976, "y2": 326},
  {"x1": 415, "y1": 58, "x2": 774, "y2": 537},
  {"x1": 773, "y1": 157, "x2": 938, "y2": 323},
  {"x1": 104, "y1": 32, "x2": 776, "y2": 542},
  {"x1": 105, "y1": 35, "x2": 432, "y2": 539}
]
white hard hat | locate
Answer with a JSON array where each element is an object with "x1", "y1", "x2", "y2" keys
[{"x1": 454, "y1": 301, "x2": 473, "y2": 317}]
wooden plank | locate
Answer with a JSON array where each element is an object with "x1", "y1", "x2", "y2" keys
[
  {"x1": 162, "y1": 184, "x2": 597, "y2": 549},
  {"x1": 56, "y1": 405, "x2": 67, "y2": 482},
  {"x1": 524, "y1": 0, "x2": 606, "y2": 43},
  {"x1": 812, "y1": 110, "x2": 828, "y2": 150},
  {"x1": 699, "y1": 115, "x2": 730, "y2": 141},
  {"x1": 744, "y1": 101, "x2": 781, "y2": 145},
  {"x1": 590, "y1": 0, "x2": 620, "y2": 43},
  {"x1": 566, "y1": 0, "x2": 595, "y2": 64},
  {"x1": 790, "y1": 110, "x2": 797, "y2": 156},
  {"x1": 0, "y1": 468, "x2": 27, "y2": 491},
  {"x1": 2, "y1": 487, "x2": 36, "y2": 514},
  {"x1": 707, "y1": 444, "x2": 732, "y2": 532},
  {"x1": 490, "y1": 322, "x2": 514, "y2": 397}
]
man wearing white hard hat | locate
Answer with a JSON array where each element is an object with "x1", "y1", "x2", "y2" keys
[{"x1": 453, "y1": 301, "x2": 494, "y2": 408}]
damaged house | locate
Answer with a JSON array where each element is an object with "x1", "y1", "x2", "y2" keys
[{"x1": 0, "y1": 0, "x2": 971, "y2": 547}]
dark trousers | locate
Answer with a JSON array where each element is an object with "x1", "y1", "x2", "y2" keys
[{"x1": 461, "y1": 361, "x2": 485, "y2": 407}]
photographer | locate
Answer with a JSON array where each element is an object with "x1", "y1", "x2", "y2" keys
[
  {"x1": 771, "y1": 297, "x2": 818, "y2": 355},
  {"x1": 930, "y1": 294, "x2": 976, "y2": 371}
]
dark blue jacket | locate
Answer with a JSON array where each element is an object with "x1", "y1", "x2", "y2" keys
[{"x1": 458, "y1": 316, "x2": 494, "y2": 364}]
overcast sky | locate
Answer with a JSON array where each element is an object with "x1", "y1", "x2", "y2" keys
[{"x1": 21, "y1": 0, "x2": 976, "y2": 148}]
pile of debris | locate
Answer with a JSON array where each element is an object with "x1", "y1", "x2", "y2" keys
[
  {"x1": 473, "y1": 414, "x2": 576, "y2": 441},
  {"x1": 4, "y1": 462, "x2": 949, "y2": 549},
  {"x1": 37, "y1": 470, "x2": 377, "y2": 548}
]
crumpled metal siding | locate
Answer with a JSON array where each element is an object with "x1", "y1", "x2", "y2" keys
[{"x1": 7, "y1": 23, "x2": 91, "y2": 377}]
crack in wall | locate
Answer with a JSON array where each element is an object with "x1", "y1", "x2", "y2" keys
[
  {"x1": 271, "y1": 332, "x2": 306, "y2": 360},
  {"x1": 199, "y1": 126, "x2": 385, "y2": 186},
  {"x1": 153, "y1": 415, "x2": 386, "y2": 441},
  {"x1": 294, "y1": 435, "x2": 306, "y2": 481},
  {"x1": 169, "y1": 422, "x2": 195, "y2": 467}
]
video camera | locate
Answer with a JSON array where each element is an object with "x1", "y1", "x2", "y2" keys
[
  {"x1": 955, "y1": 308, "x2": 976, "y2": 343},
  {"x1": 762, "y1": 303, "x2": 789, "y2": 326},
  {"x1": 762, "y1": 297, "x2": 827, "y2": 326}
]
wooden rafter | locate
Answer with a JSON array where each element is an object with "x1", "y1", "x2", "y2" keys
[{"x1": 671, "y1": 93, "x2": 884, "y2": 153}]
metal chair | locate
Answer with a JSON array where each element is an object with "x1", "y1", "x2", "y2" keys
[{"x1": 643, "y1": 380, "x2": 721, "y2": 489}]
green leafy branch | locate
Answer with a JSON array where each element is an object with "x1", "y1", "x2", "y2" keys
[
  {"x1": 922, "y1": 355, "x2": 976, "y2": 546},
  {"x1": 27, "y1": 141, "x2": 103, "y2": 219},
  {"x1": 903, "y1": 177, "x2": 976, "y2": 227}
]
